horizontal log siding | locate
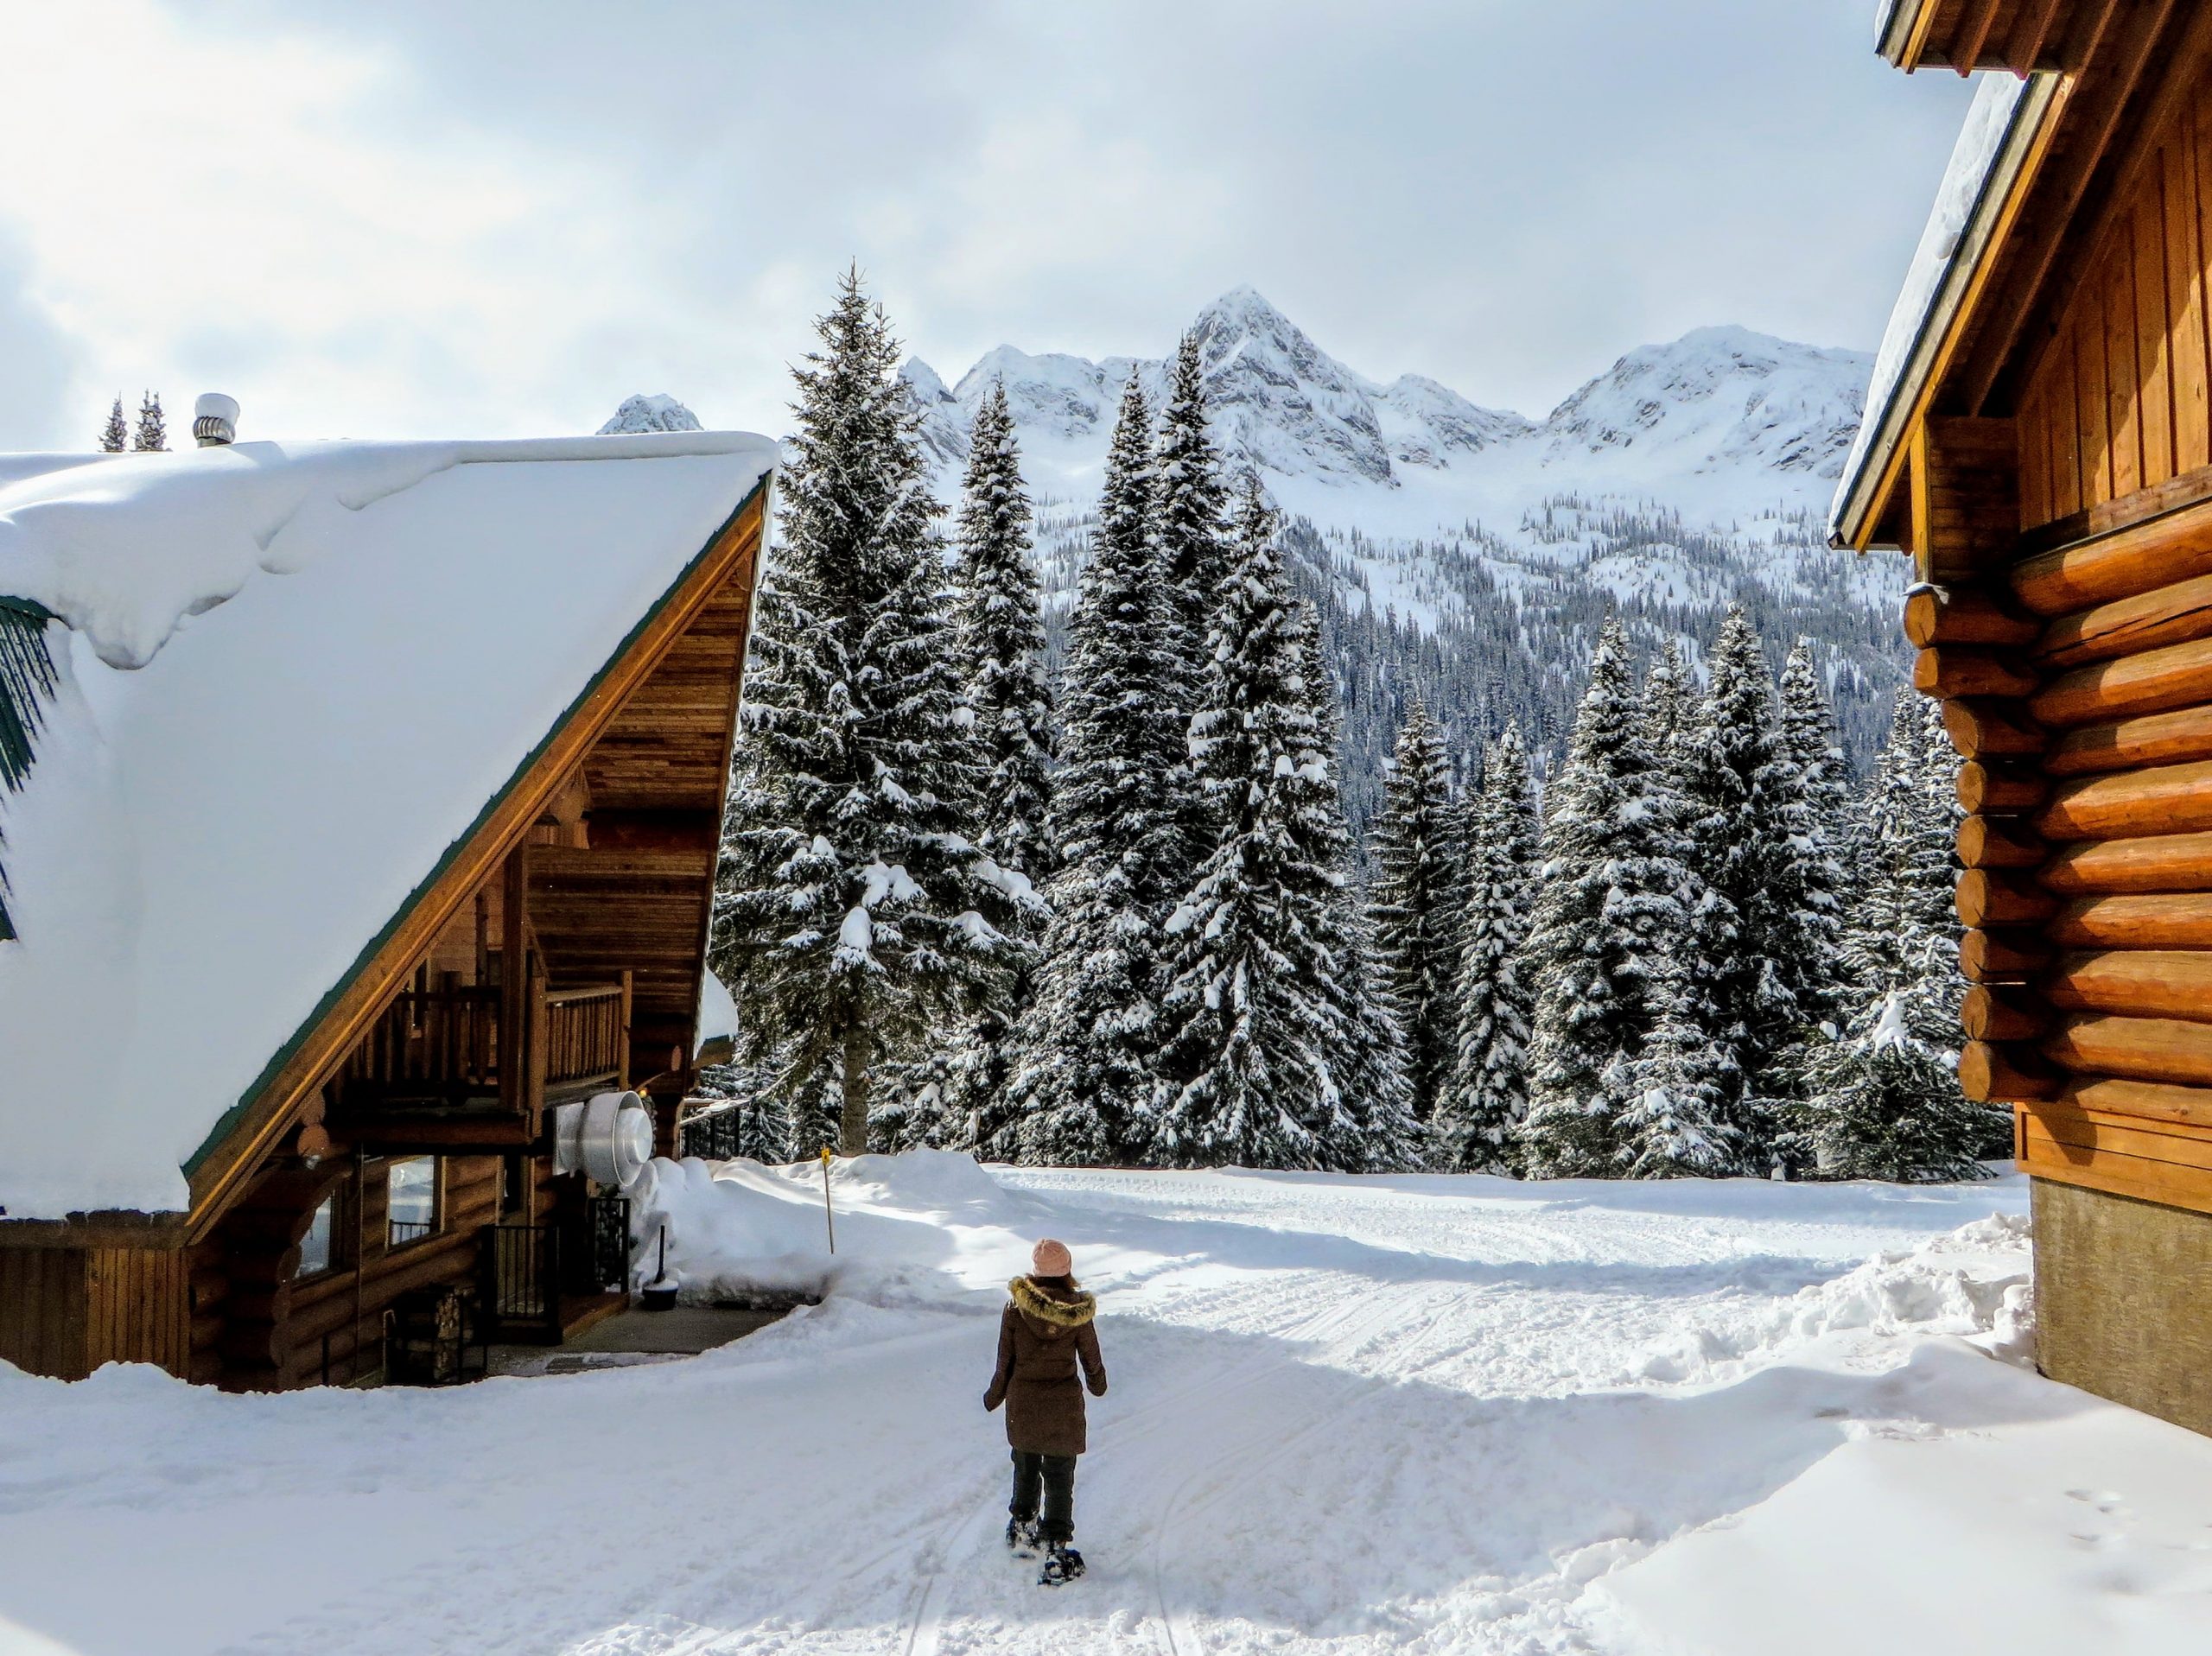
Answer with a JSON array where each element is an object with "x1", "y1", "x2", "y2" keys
[{"x1": 2018, "y1": 67, "x2": 2212, "y2": 531}]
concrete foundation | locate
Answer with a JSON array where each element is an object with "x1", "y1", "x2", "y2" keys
[{"x1": 2033, "y1": 1177, "x2": 2212, "y2": 1437}]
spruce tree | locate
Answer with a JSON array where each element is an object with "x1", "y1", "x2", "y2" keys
[
  {"x1": 713, "y1": 269, "x2": 1017, "y2": 1155},
  {"x1": 1303, "y1": 610, "x2": 1418, "y2": 1170},
  {"x1": 1007, "y1": 375, "x2": 1182, "y2": 1164},
  {"x1": 944, "y1": 382, "x2": 1056, "y2": 1157},
  {"x1": 1435, "y1": 722, "x2": 1538, "y2": 1171},
  {"x1": 132, "y1": 391, "x2": 166, "y2": 452},
  {"x1": 1678, "y1": 608, "x2": 1826, "y2": 1165},
  {"x1": 1154, "y1": 333, "x2": 1233, "y2": 879},
  {"x1": 1519, "y1": 619, "x2": 1698, "y2": 1177},
  {"x1": 1777, "y1": 638, "x2": 1854, "y2": 1018},
  {"x1": 1793, "y1": 691, "x2": 2003, "y2": 1181},
  {"x1": 1365, "y1": 701, "x2": 1465, "y2": 1121},
  {"x1": 1642, "y1": 638, "x2": 1697, "y2": 782},
  {"x1": 99, "y1": 397, "x2": 128, "y2": 454},
  {"x1": 1616, "y1": 946, "x2": 1738, "y2": 1177},
  {"x1": 1154, "y1": 479, "x2": 1370, "y2": 1171}
]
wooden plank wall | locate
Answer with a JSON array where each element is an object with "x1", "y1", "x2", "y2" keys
[
  {"x1": 2018, "y1": 61, "x2": 2212, "y2": 529},
  {"x1": 0, "y1": 1249, "x2": 88, "y2": 1378},
  {"x1": 0, "y1": 1247, "x2": 190, "y2": 1379},
  {"x1": 84, "y1": 1248, "x2": 190, "y2": 1374}
]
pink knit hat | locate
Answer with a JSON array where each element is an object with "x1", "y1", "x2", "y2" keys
[{"x1": 1032, "y1": 1238, "x2": 1072, "y2": 1277}]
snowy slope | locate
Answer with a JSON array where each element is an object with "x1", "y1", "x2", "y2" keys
[{"x1": 6, "y1": 1155, "x2": 2206, "y2": 1655}]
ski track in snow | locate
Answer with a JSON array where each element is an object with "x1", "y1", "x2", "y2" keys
[{"x1": 16, "y1": 1160, "x2": 2187, "y2": 1656}]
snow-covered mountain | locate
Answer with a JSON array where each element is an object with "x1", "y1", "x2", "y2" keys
[
  {"x1": 901, "y1": 288, "x2": 1867, "y2": 519},
  {"x1": 899, "y1": 289, "x2": 1900, "y2": 822}
]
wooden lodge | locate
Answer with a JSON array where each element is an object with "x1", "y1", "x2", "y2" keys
[
  {"x1": 0, "y1": 429, "x2": 773, "y2": 1388},
  {"x1": 1838, "y1": 0, "x2": 2212, "y2": 1434}
]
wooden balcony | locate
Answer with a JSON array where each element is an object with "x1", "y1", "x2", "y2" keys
[{"x1": 330, "y1": 974, "x2": 631, "y2": 1151}]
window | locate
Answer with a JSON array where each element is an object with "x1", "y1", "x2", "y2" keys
[
  {"x1": 499, "y1": 1152, "x2": 526, "y2": 1219},
  {"x1": 387, "y1": 1158, "x2": 439, "y2": 1248},
  {"x1": 295, "y1": 1192, "x2": 340, "y2": 1279}
]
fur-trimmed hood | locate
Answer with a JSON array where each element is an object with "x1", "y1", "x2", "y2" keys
[{"x1": 1008, "y1": 1274, "x2": 1096, "y2": 1332}]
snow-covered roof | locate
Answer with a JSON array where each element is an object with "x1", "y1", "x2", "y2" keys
[
  {"x1": 1828, "y1": 71, "x2": 2058, "y2": 549},
  {"x1": 0, "y1": 433, "x2": 775, "y2": 1221}
]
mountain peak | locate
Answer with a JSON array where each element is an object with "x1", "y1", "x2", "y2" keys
[{"x1": 1541, "y1": 327, "x2": 1872, "y2": 477}]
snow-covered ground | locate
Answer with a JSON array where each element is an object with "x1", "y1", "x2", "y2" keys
[{"x1": 3, "y1": 1156, "x2": 2209, "y2": 1656}]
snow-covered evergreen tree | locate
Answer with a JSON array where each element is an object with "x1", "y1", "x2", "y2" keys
[
  {"x1": 1303, "y1": 611, "x2": 1418, "y2": 1170},
  {"x1": 1793, "y1": 691, "x2": 2003, "y2": 1180},
  {"x1": 132, "y1": 391, "x2": 165, "y2": 452},
  {"x1": 1641, "y1": 638, "x2": 1697, "y2": 781},
  {"x1": 1435, "y1": 722, "x2": 1538, "y2": 1171},
  {"x1": 1615, "y1": 945, "x2": 1738, "y2": 1178},
  {"x1": 945, "y1": 382, "x2": 1056, "y2": 1157},
  {"x1": 1777, "y1": 638, "x2": 1854, "y2": 1018},
  {"x1": 952, "y1": 381, "x2": 1055, "y2": 881},
  {"x1": 1154, "y1": 333, "x2": 1234, "y2": 879},
  {"x1": 1519, "y1": 619, "x2": 1699, "y2": 1177},
  {"x1": 713, "y1": 269, "x2": 1019, "y2": 1155},
  {"x1": 686, "y1": 1054, "x2": 798, "y2": 1163},
  {"x1": 1007, "y1": 375, "x2": 1183, "y2": 1164},
  {"x1": 1678, "y1": 607, "x2": 1827, "y2": 1164},
  {"x1": 1365, "y1": 701, "x2": 1465, "y2": 1121},
  {"x1": 99, "y1": 397, "x2": 127, "y2": 454},
  {"x1": 1154, "y1": 479, "x2": 1371, "y2": 1171}
]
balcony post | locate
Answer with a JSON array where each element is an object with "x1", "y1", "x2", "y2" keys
[{"x1": 498, "y1": 845, "x2": 528, "y2": 1121}]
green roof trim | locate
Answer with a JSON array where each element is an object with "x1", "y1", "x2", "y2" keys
[
  {"x1": 180, "y1": 473, "x2": 769, "y2": 1180},
  {"x1": 0, "y1": 606, "x2": 60, "y2": 943}
]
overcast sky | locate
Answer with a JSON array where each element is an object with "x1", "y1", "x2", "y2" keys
[{"x1": 0, "y1": 1, "x2": 1975, "y2": 451}]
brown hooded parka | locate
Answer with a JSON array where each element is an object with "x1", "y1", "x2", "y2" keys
[{"x1": 983, "y1": 1275, "x2": 1108, "y2": 1457}]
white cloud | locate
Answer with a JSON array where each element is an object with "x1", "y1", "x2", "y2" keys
[{"x1": 0, "y1": 0, "x2": 1973, "y2": 448}]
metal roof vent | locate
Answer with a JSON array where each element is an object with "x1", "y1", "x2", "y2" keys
[{"x1": 193, "y1": 392, "x2": 238, "y2": 447}]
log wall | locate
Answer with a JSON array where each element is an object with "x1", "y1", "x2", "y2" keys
[
  {"x1": 189, "y1": 1151, "x2": 514, "y2": 1391},
  {"x1": 1897, "y1": 38, "x2": 2212, "y2": 1243}
]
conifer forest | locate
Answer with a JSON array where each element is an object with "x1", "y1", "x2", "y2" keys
[{"x1": 708, "y1": 274, "x2": 2004, "y2": 1183}]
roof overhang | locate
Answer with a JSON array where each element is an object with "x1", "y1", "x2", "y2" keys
[
  {"x1": 1880, "y1": 0, "x2": 2087, "y2": 75},
  {"x1": 1830, "y1": 69, "x2": 2064, "y2": 551}
]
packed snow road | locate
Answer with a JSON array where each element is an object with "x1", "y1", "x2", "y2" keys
[{"x1": 3, "y1": 1158, "x2": 2208, "y2": 1656}]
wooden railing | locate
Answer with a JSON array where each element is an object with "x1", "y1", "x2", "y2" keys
[
  {"x1": 339, "y1": 980, "x2": 500, "y2": 1101},
  {"x1": 543, "y1": 983, "x2": 626, "y2": 1088},
  {"x1": 340, "y1": 974, "x2": 626, "y2": 1104}
]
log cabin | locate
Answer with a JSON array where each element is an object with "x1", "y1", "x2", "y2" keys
[
  {"x1": 1837, "y1": 0, "x2": 2212, "y2": 1435},
  {"x1": 0, "y1": 425, "x2": 772, "y2": 1388}
]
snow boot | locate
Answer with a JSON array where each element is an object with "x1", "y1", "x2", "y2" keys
[
  {"x1": 1005, "y1": 1518, "x2": 1039, "y2": 1558},
  {"x1": 1039, "y1": 1545, "x2": 1086, "y2": 1587}
]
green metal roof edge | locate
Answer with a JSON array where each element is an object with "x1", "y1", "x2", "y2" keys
[{"x1": 180, "y1": 472, "x2": 770, "y2": 1181}]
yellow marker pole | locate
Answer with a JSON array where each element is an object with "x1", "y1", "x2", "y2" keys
[{"x1": 819, "y1": 1146, "x2": 837, "y2": 1254}]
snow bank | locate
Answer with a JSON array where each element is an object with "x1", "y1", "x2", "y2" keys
[
  {"x1": 627, "y1": 1149, "x2": 1050, "y2": 1311},
  {"x1": 0, "y1": 433, "x2": 775, "y2": 1218},
  {"x1": 1636, "y1": 1213, "x2": 2032, "y2": 1384}
]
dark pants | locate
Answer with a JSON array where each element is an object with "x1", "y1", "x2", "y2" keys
[{"x1": 1008, "y1": 1450, "x2": 1077, "y2": 1545}]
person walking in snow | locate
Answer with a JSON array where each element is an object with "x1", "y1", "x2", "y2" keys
[{"x1": 983, "y1": 1238, "x2": 1108, "y2": 1585}]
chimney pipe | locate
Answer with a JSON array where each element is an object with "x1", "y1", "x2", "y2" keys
[{"x1": 193, "y1": 393, "x2": 238, "y2": 447}]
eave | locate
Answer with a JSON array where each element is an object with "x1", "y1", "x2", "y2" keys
[{"x1": 1833, "y1": 71, "x2": 2065, "y2": 552}]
